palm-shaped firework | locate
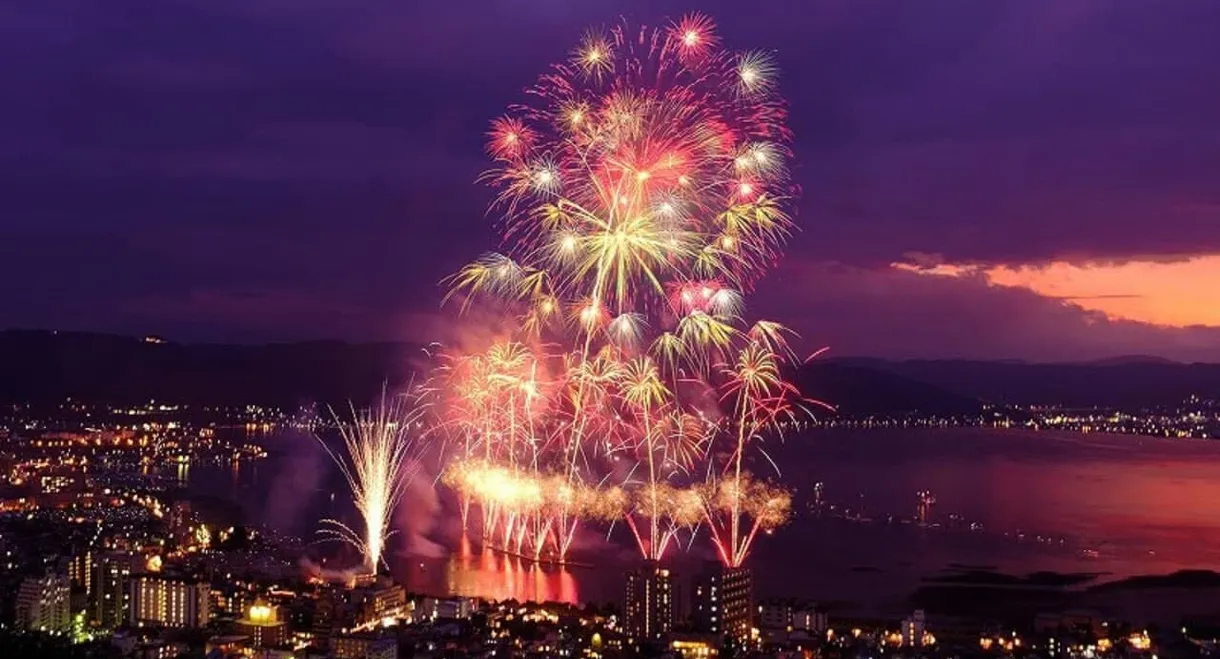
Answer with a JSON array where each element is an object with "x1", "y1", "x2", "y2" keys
[{"x1": 438, "y1": 14, "x2": 827, "y2": 566}]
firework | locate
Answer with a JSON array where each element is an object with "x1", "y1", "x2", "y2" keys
[
  {"x1": 440, "y1": 13, "x2": 815, "y2": 566},
  {"x1": 316, "y1": 386, "x2": 428, "y2": 572},
  {"x1": 449, "y1": 15, "x2": 794, "y2": 314},
  {"x1": 700, "y1": 474, "x2": 791, "y2": 566}
]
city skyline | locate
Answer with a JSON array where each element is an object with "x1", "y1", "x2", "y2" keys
[
  {"x1": 2, "y1": 0, "x2": 1218, "y2": 362},
  {"x1": 2, "y1": 5, "x2": 1217, "y2": 655}
]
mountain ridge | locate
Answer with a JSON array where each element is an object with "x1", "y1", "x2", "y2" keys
[{"x1": 2, "y1": 330, "x2": 1216, "y2": 410}]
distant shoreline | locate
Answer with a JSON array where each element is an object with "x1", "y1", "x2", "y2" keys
[
  {"x1": 903, "y1": 566, "x2": 1220, "y2": 625},
  {"x1": 919, "y1": 566, "x2": 1220, "y2": 592},
  {"x1": 1088, "y1": 569, "x2": 1220, "y2": 592}
]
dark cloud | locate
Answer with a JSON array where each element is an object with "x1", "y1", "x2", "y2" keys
[
  {"x1": 758, "y1": 261, "x2": 1220, "y2": 363},
  {"x1": 1, "y1": 0, "x2": 1217, "y2": 358}
]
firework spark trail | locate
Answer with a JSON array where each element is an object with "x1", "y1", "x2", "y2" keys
[
  {"x1": 437, "y1": 13, "x2": 820, "y2": 566},
  {"x1": 316, "y1": 385, "x2": 429, "y2": 572}
]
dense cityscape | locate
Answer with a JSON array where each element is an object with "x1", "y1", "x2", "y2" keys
[
  {"x1": 4, "y1": 0, "x2": 1219, "y2": 658},
  {"x1": 716, "y1": 396, "x2": 1220, "y2": 440},
  {"x1": 3, "y1": 398, "x2": 1220, "y2": 658}
]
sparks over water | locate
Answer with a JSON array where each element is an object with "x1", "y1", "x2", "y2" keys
[
  {"x1": 316, "y1": 386, "x2": 429, "y2": 572},
  {"x1": 440, "y1": 14, "x2": 828, "y2": 568}
]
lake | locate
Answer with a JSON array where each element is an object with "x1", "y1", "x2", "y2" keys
[{"x1": 185, "y1": 427, "x2": 1220, "y2": 614}]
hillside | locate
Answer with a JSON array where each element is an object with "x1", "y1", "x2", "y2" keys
[
  {"x1": 0, "y1": 330, "x2": 415, "y2": 408},
  {"x1": 6, "y1": 329, "x2": 1213, "y2": 412},
  {"x1": 844, "y1": 358, "x2": 1220, "y2": 407},
  {"x1": 0, "y1": 330, "x2": 983, "y2": 415},
  {"x1": 795, "y1": 361, "x2": 984, "y2": 417}
]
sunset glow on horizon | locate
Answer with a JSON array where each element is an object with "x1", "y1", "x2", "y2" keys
[{"x1": 894, "y1": 255, "x2": 1220, "y2": 328}]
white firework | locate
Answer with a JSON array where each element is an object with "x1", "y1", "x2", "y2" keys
[{"x1": 316, "y1": 384, "x2": 429, "y2": 572}]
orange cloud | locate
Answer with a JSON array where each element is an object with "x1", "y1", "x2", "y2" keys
[{"x1": 893, "y1": 255, "x2": 1220, "y2": 328}]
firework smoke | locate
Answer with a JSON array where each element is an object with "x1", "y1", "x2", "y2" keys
[{"x1": 397, "y1": 460, "x2": 447, "y2": 558}]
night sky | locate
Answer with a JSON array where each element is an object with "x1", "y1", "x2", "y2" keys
[{"x1": 3, "y1": 0, "x2": 1218, "y2": 361}]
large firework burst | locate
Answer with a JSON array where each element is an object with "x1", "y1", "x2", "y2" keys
[
  {"x1": 440, "y1": 14, "x2": 822, "y2": 566},
  {"x1": 452, "y1": 16, "x2": 793, "y2": 317}
]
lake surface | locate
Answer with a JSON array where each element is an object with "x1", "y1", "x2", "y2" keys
[{"x1": 185, "y1": 427, "x2": 1220, "y2": 613}]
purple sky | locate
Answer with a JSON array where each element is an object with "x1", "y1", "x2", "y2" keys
[{"x1": 2, "y1": 0, "x2": 1218, "y2": 360}]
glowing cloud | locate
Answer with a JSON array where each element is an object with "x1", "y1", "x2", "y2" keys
[{"x1": 894, "y1": 255, "x2": 1220, "y2": 328}]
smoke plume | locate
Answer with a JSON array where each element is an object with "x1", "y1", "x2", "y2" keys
[{"x1": 396, "y1": 460, "x2": 447, "y2": 558}]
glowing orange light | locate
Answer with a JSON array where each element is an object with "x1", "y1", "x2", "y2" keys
[{"x1": 580, "y1": 304, "x2": 599, "y2": 325}]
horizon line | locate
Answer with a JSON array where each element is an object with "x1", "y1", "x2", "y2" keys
[{"x1": 0, "y1": 327, "x2": 1212, "y2": 366}]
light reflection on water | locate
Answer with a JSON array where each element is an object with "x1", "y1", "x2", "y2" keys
[
  {"x1": 188, "y1": 427, "x2": 1220, "y2": 611},
  {"x1": 395, "y1": 535, "x2": 580, "y2": 604}
]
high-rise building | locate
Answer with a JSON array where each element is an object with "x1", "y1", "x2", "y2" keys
[
  {"x1": 691, "y1": 562, "x2": 753, "y2": 642},
  {"x1": 901, "y1": 609, "x2": 928, "y2": 647},
  {"x1": 69, "y1": 549, "x2": 93, "y2": 597},
  {"x1": 312, "y1": 586, "x2": 353, "y2": 651},
  {"x1": 15, "y1": 572, "x2": 71, "y2": 633},
  {"x1": 130, "y1": 574, "x2": 211, "y2": 628},
  {"x1": 353, "y1": 577, "x2": 407, "y2": 626},
  {"x1": 624, "y1": 560, "x2": 674, "y2": 642},
  {"x1": 92, "y1": 551, "x2": 135, "y2": 628},
  {"x1": 236, "y1": 602, "x2": 288, "y2": 649}
]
